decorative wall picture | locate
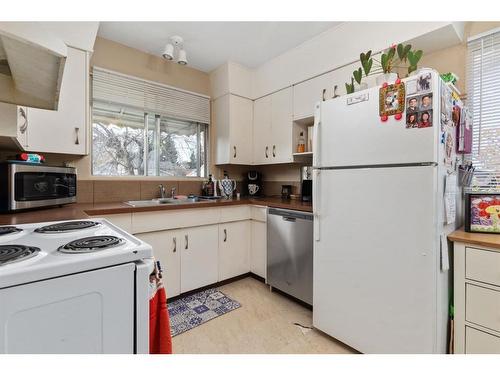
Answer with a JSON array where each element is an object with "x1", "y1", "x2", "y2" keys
[
  {"x1": 379, "y1": 81, "x2": 405, "y2": 119},
  {"x1": 467, "y1": 194, "x2": 500, "y2": 234},
  {"x1": 417, "y1": 72, "x2": 432, "y2": 92}
]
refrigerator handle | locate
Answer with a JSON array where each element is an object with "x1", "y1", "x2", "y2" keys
[
  {"x1": 313, "y1": 102, "x2": 320, "y2": 167},
  {"x1": 313, "y1": 169, "x2": 320, "y2": 242}
]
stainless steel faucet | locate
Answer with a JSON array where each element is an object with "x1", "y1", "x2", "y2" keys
[
  {"x1": 170, "y1": 187, "x2": 176, "y2": 198},
  {"x1": 158, "y1": 184, "x2": 166, "y2": 199}
]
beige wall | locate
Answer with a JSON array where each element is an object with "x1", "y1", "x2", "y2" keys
[
  {"x1": 91, "y1": 37, "x2": 210, "y2": 95},
  {"x1": 420, "y1": 22, "x2": 500, "y2": 96}
]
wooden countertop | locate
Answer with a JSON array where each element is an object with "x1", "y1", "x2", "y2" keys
[
  {"x1": 448, "y1": 228, "x2": 500, "y2": 251},
  {"x1": 0, "y1": 197, "x2": 312, "y2": 225}
]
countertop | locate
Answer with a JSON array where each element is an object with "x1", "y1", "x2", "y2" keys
[
  {"x1": 448, "y1": 228, "x2": 500, "y2": 251},
  {"x1": 0, "y1": 197, "x2": 312, "y2": 225}
]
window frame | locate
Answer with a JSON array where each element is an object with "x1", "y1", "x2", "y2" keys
[
  {"x1": 466, "y1": 28, "x2": 500, "y2": 191},
  {"x1": 91, "y1": 103, "x2": 209, "y2": 178}
]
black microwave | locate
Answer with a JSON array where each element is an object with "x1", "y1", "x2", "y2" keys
[{"x1": 0, "y1": 161, "x2": 77, "y2": 212}]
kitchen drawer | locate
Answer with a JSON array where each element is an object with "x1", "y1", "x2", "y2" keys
[
  {"x1": 466, "y1": 326, "x2": 500, "y2": 354},
  {"x1": 466, "y1": 284, "x2": 500, "y2": 333},
  {"x1": 219, "y1": 206, "x2": 251, "y2": 222},
  {"x1": 466, "y1": 247, "x2": 500, "y2": 287},
  {"x1": 251, "y1": 205, "x2": 267, "y2": 222},
  {"x1": 132, "y1": 208, "x2": 220, "y2": 234}
]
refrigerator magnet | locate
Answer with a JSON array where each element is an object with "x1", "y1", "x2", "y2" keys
[
  {"x1": 405, "y1": 79, "x2": 418, "y2": 96},
  {"x1": 417, "y1": 72, "x2": 432, "y2": 92},
  {"x1": 379, "y1": 82, "x2": 405, "y2": 121}
]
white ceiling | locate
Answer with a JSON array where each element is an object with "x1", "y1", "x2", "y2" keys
[{"x1": 97, "y1": 22, "x2": 341, "y2": 72}]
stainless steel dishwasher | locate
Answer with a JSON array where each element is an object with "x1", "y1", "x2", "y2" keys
[{"x1": 267, "y1": 208, "x2": 313, "y2": 305}]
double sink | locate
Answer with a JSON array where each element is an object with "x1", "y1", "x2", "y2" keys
[{"x1": 125, "y1": 196, "x2": 217, "y2": 207}]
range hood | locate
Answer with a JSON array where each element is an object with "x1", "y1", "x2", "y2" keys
[{"x1": 0, "y1": 22, "x2": 67, "y2": 110}]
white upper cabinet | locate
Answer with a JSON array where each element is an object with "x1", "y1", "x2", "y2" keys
[
  {"x1": 0, "y1": 22, "x2": 67, "y2": 110},
  {"x1": 214, "y1": 93, "x2": 253, "y2": 165},
  {"x1": 293, "y1": 71, "x2": 337, "y2": 121},
  {"x1": 0, "y1": 104, "x2": 27, "y2": 150},
  {"x1": 24, "y1": 47, "x2": 89, "y2": 155},
  {"x1": 270, "y1": 87, "x2": 293, "y2": 163},
  {"x1": 252, "y1": 87, "x2": 293, "y2": 165},
  {"x1": 252, "y1": 95, "x2": 272, "y2": 164}
]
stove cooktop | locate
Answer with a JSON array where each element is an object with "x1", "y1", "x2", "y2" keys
[
  {"x1": 0, "y1": 245, "x2": 41, "y2": 266},
  {"x1": 0, "y1": 226, "x2": 23, "y2": 236},
  {"x1": 0, "y1": 219, "x2": 152, "y2": 289},
  {"x1": 34, "y1": 220, "x2": 101, "y2": 234},
  {"x1": 59, "y1": 235, "x2": 124, "y2": 254}
]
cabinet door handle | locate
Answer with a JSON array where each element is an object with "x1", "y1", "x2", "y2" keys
[
  {"x1": 223, "y1": 228, "x2": 227, "y2": 242},
  {"x1": 75, "y1": 127, "x2": 80, "y2": 145},
  {"x1": 185, "y1": 234, "x2": 189, "y2": 250},
  {"x1": 272, "y1": 145, "x2": 276, "y2": 157},
  {"x1": 172, "y1": 237, "x2": 177, "y2": 253},
  {"x1": 322, "y1": 88, "x2": 326, "y2": 101},
  {"x1": 265, "y1": 146, "x2": 269, "y2": 158},
  {"x1": 19, "y1": 108, "x2": 27, "y2": 134},
  {"x1": 233, "y1": 146, "x2": 237, "y2": 158}
]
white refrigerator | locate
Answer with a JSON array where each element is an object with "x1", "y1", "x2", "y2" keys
[{"x1": 312, "y1": 70, "x2": 461, "y2": 353}]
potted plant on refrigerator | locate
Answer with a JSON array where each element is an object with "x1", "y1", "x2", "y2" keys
[{"x1": 345, "y1": 44, "x2": 423, "y2": 94}]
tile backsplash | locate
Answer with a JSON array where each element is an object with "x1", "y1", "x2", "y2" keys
[
  {"x1": 77, "y1": 179, "x2": 204, "y2": 204},
  {"x1": 77, "y1": 178, "x2": 301, "y2": 203}
]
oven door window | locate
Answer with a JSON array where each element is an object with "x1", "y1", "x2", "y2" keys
[{"x1": 14, "y1": 172, "x2": 76, "y2": 201}]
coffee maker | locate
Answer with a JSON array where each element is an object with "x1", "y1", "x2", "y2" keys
[
  {"x1": 244, "y1": 170, "x2": 263, "y2": 197},
  {"x1": 301, "y1": 166, "x2": 313, "y2": 202}
]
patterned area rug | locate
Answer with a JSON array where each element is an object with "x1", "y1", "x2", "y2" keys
[{"x1": 168, "y1": 288, "x2": 241, "y2": 337}]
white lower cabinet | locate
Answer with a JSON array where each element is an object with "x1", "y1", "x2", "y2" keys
[
  {"x1": 250, "y1": 221, "x2": 267, "y2": 279},
  {"x1": 180, "y1": 225, "x2": 219, "y2": 293},
  {"x1": 136, "y1": 224, "x2": 219, "y2": 297},
  {"x1": 136, "y1": 230, "x2": 181, "y2": 298},
  {"x1": 128, "y1": 206, "x2": 267, "y2": 297},
  {"x1": 218, "y1": 221, "x2": 250, "y2": 281},
  {"x1": 453, "y1": 242, "x2": 500, "y2": 354},
  {"x1": 466, "y1": 327, "x2": 500, "y2": 354}
]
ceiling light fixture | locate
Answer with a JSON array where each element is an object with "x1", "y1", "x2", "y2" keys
[
  {"x1": 162, "y1": 43, "x2": 174, "y2": 60},
  {"x1": 162, "y1": 35, "x2": 188, "y2": 66}
]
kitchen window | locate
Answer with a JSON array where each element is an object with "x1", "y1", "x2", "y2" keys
[
  {"x1": 91, "y1": 67, "x2": 210, "y2": 177},
  {"x1": 467, "y1": 28, "x2": 500, "y2": 190}
]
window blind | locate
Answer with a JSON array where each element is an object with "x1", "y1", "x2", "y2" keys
[
  {"x1": 92, "y1": 67, "x2": 210, "y2": 125},
  {"x1": 467, "y1": 29, "x2": 500, "y2": 191}
]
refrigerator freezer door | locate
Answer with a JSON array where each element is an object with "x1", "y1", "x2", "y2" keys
[
  {"x1": 313, "y1": 166, "x2": 440, "y2": 353},
  {"x1": 316, "y1": 75, "x2": 439, "y2": 168}
]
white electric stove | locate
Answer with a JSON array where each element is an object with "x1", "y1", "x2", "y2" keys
[{"x1": 0, "y1": 219, "x2": 153, "y2": 354}]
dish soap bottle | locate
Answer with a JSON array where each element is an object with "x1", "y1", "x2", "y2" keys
[{"x1": 297, "y1": 132, "x2": 306, "y2": 153}]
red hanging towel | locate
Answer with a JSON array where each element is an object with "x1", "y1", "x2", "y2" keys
[{"x1": 149, "y1": 261, "x2": 172, "y2": 354}]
